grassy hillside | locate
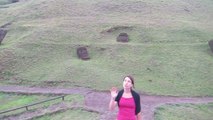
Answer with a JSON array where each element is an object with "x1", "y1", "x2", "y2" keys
[{"x1": 0, "y1": 0, "x2": 213, "y2": 96}]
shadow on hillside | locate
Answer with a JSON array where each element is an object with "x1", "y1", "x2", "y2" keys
[{"x1": 0, "y1": 0, "x2": 19, "y2": 5}]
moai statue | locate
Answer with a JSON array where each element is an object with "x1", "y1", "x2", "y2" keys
[
  {"x1": 77, "y1": 47, "x2": 90, "y2": 60},
  {"x1": 10, "y1": 0, "x2": 19, "y2": 3},
  {"x1": 0, "y1": 29, "x2": 7, "y2": 45},
  {"x1": 117, "y1": 33, "x2": 129, "y2": 42},
  {"x1": 208, "y1": 40, "x2": 213, "y2": 53}
]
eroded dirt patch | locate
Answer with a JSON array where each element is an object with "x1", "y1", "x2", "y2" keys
[{"x1": 101, "y1": 26, "x2": 133, "y2": 34}]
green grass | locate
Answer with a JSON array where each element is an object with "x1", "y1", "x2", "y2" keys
[
  {"x1": 33, "y1": 108, "x2": 100, "y2": 120},
  {"x1": 0, "y1": 93, "x2": 84, "y2": 118},
  {"x1": 0, "y1": 0, "x2": 10, "y2": 5},
  {"x1": 154, "y1": 103, "x2": 213, "y2": 120},
  {"x1": 0, "y1": 92, "x2": 50, "y2": 117},
  {"x1": 0, "y1": 93, "x2": 41, "y2": 111},
  {"x1": 0, "y1": 0, "x2": 213, "y2": 96}
]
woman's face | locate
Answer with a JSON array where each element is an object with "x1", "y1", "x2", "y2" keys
[{"x1": 123, "y1": 77, "x2": 133, "y2": 89}]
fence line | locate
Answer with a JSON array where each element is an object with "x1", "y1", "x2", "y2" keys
[{"x1": 0, "y1": 95, "x2": 65, "y2": 114}]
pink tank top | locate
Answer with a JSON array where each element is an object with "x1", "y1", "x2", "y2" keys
[{"x1": 117, "y1": 97, "x2": 136, "y2": 120}]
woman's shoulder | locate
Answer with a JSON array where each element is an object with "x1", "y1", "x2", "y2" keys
[
  {"x1": 115, "y1": 89, "x2": 124, "y2": 102},
  {"x1": 131, "y1": 90, "x2": 140, "y2": 97}
]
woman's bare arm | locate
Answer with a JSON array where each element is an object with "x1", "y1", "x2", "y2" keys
[
  {"x1": 137, "y1": 112, "x2": 142, "y2": 120},
  {"x1": 109, "y1": 97, "x2": 117, "y2": 110},
  {"x1": 109, "y1": 87, "x2": 118, "y2": 110}
]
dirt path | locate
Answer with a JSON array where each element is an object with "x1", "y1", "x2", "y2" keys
[{"x1": 1, "y1": 85, "x2": 213, "y2": 120}]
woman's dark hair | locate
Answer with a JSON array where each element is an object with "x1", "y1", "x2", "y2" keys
[{"x1": 124, "y1": 75, "x2": 135, "y2": 88}]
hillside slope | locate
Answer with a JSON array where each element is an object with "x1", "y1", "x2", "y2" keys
[{"x1": 0, "y1": 0, "x2": 213, "y2": 96}]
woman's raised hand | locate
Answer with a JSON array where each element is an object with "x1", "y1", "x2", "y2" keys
[{"x1": 110, "y1": 87, "x2": 118, "y2": 99}]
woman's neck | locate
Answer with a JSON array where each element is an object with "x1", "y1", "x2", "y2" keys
[
  {"x1": 123, "y1": 88, "x2": 132, "y2": 98},
  {"x1": 124, "y1": 88, "x2": 131, "y2": 93}
]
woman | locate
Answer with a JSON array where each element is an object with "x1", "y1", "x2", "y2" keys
[{"x1": 109, "y1": 75, "x2": 142, "y2": 120}]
